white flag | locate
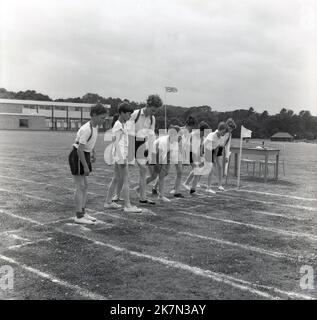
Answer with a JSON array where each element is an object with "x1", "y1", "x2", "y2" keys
[{"x1": 241, "y1": 125, "x2": 252, "y2": 138}]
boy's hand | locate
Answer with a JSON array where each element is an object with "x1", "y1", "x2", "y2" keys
[
  {"x1": 84, "y1": 166, "x2": 90, "y2": 176},
  {"x1": 225, "y1": 157, "x2": 229, "y2": 163}
]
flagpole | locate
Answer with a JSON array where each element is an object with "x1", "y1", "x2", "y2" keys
[
  {"x1": 237, "y1": 127, "x2": 243, "y2": 188},
  {"x1": 164, "y1": 89, "x2": 167, "y2": 132}
]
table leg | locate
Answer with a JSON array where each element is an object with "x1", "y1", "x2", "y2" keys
[
  {"x1": 275, "y1": 153, "x2": 279, "y2": 180},
  {"x1": 264, "y1": 154, "x2": 268, "y2": 183}
]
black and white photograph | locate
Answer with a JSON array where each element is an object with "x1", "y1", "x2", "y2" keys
[{"x1": 0, "y1": 0, "x2": 316, "y2": 307}]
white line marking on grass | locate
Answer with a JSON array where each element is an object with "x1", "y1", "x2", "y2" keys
[
  {"x1": 180, "y1": 190, "x2": 317, "y2": 212},
  {"x1": 0, "y1": 209, "x2": 44, "y2": 226},
  {"x1": 179, "y1": 210, "x2": 317, "y2": 241},
  {"x1": 0, "y1": 207, "x2": 314, "y2": 300},
  {"x1": 55, "y1": 228, "x2": 315, "y2": 300},
  {"x1": 8, "y1": 234, "x2": 30, "y2": 242},
  {"x1": 0, "y1": 185, "x2": 317, "y2": 255},
  {"x1": 0, "y1": 254, "x2": 107, "y2": 300},
  {"x1": 252, "y1": 210, "x2": 311, "y2": 222},
  {"x1": 7, "y1": 237, "x2": 53, "y2": 250},
  {"x1": 219, "y1": 193, "x2": 317, "y2": 212},
  {"x1": 88, "y1": 209, "x2": 303, "y2": 262},
  {"x1": 233, "y1": 189, "x2": 317, "y2": 202}
]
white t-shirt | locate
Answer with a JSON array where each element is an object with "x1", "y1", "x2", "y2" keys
[
  {"x1": 154, "y1": 135, "x2": 170, "y2": 163},
  {"x1": 112, "y1": 120, "x2": 128, "y2": 162},
  {"x1": 73, "y1": 121, "x2": 98, "y2": 153},
  {"x1": 126, "y1": 108, "x2": 156, "y2": 139},
  {"x1": 204, "y1": 130, "x2": 223, "y2": 151}
]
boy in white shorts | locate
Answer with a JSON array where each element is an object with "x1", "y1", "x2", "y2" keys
[
  {"x1": 146, "y1": 125, "x2": 181, "y2": 202},
  {"x1": 104, "y1": 102, "x2": 142, "y2": 213},
  {"x1": 190, "y1": 122, "x2": 227, "y2": 194}
]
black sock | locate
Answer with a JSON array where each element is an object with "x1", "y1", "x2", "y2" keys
[{"x1": 76, "y1": 211, "x2": 84, "y2": 219}]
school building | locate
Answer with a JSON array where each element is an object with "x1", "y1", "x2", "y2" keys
[{"x1": 0, "y1": 99, "x2": 112, "y2": 131}]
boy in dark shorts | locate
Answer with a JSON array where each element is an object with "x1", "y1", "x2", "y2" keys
[{"x1": 68, "y1": 103, "x2": 107, "y2": 224}]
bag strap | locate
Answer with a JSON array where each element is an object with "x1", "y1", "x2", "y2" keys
[
  {"x1": 87, "y1": 121, "x2": 93, "y2": 142},
  {"x1": 134, "y1": 108, "x2": 153, "y2": 126},
  {"x1": 75, "y1": 121, "x2": 93, "y2": 145}
]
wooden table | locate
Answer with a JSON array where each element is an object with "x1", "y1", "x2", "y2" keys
[{"x1": 230, "y1": 147, "x2": 280, "y2": 183}]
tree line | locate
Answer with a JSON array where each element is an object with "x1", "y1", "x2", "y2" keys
[{"x1": 0, "y1": 88, "x2": 316, "y2": 139}]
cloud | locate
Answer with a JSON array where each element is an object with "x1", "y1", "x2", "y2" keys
[{"x1": 0, "y1": 0, "x2": 316, "y2": 114}]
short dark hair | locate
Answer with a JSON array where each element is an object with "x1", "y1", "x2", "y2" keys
[
  {"x1": 199, "y1": 121, "x2": 210, "y2": 132},
  {"x1": 90, "y1": 103, "x2": 107, "y2": 117},
  {"x1": 118, "y1": 102, "x2": 134, "y2": 114},
  {"x1": 168, "y1": 124, "x2": 181, "y2": 133},
  {"x1": 146, "y1": 94, "x2": 163, "y2": 108},
  {"x1": 226, "y1": 118, "x2": 237, "y2": 130},
  {"x1": 185, "y1": 116, "x2": 197, "y2": 128},
  {"x1": 218, "y1": 121, "x2": 227, "y2": 131}
]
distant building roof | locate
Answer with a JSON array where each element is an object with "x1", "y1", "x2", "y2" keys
[
  {"x1": 0, "y1": 98, "x2": 110, "y2": 109},
  {"x1": 271, "y1": 132, "x2": 294, "y2": 139},
  {"x1": 0, "y1": 112, "x2": 47, "y2": 117}
]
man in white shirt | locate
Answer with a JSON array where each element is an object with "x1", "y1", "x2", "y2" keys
[{"x1": 126, "y1": 94, "x2": 163, "y2": 205}]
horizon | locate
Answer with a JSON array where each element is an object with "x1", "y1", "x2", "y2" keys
[
  {"x1": 1, "y1": 0, "x2": 316, "y2": 115},
  {"x1": 1, "y1": 87, "x2": 316, "y2": 117}
]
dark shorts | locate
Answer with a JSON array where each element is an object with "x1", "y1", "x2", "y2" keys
[
  {"x1": 135, "y1": 138, "x2": 148, "y2": 160},
  {"x1": 211, "y1": 147, "x2": 223, "y2": 163},
  {"x1": 68, "y1": 147, "x2": 92, "y2": 176}
]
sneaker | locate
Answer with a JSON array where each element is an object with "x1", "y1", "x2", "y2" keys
[
  {"x1": 112, "y1": 195, "x2": 123, "y2": 202},
  {"x1": 174, "y1": 193, "x2": 185, "y2": 198},
  {"x1": 182, "y1": 183, "x2": 190, "y2": 191},
  {"x1": 206, "y1": 188, "x2": 216, "y2": 194},
  {"x1": 158, "y1": 196, "x2": 171, "y2": 202},
  {"x1": 84, "y1": 214, "x2": 97, "y2": 222},
  {"x1": 169, "y1": 189, "x2": 175, "y2": 194},
  {"x1": 74, "y1": 217, "x2": 95, "y2": 225},
  {"x1": 104, "y1": 202, "x2": 122, "y2": 209},
  {"x1": 218, "y1": 186, "x2": 225, "y2": 191},
  {"x1": 124, "y1": 206, "x2": 142, "y2": 213},
  {"x1": 139, "y1": 199, "x2": 156, "y2": 205}
]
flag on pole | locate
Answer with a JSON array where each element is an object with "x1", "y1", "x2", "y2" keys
[
  {"x1": 165, "y1": 87, "x2": 178, "y2": 93},
  {"x1": 241, "y1": 125, "x2": 252, "y2": 138},
  {"x1": 237, "y1": 125, "x2": 252, "y2": 188}
]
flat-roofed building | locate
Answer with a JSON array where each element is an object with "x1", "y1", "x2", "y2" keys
[
  {"x1": 0, "y1": 113, "x2": 47, "y2": 130},
  {"x1": 0, "y1": 99, "x2": 112, "y2": 131}
]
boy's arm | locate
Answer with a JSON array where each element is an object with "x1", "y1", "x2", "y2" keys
[
  {"x1": 91, "y1": 148, "x2": 96, "y2": 163},
  {"x1": 77, "y1": 144, "x2": 90, "y2": 176},
  {"x1": 224, "y1": 135, "x2": 231, "y2": 162}
]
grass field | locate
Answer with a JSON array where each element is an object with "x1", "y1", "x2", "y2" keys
[{"x1": 0, "y1": 130, "x2": 316, "y2": 300}]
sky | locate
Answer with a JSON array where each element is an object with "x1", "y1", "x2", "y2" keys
[{"x1": 0, "y1": 0, "x2": 316, "y2": 115}]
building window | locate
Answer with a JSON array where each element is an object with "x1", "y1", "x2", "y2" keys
[
  {"x1": 75, "y1": 107, "x2": 81, "y2": 111},
  {"x1": 19, "y1": 119, "x2": 29, "y2": 128}
]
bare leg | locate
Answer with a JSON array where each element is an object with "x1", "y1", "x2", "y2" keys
[
  {"x1": 82, "y1": 176, "x2": 88, "y2": 210},
  {"x1": 137, "y1": 161, "x2": 147, "y2": 201},
  {"x1": 174, "y1": 162, "x2": 183, "y2": 194},
  {"x1": 216, "y1": 156, "x2": 223, "y2": 187},
  {"x1": 73, "y1": 175, "x2": 85, "y2": 217},
  {"x1": 121, "y1": 164, "x2": 131, "y2": 208},
  {"x1": 106, "y1": 164, "x2": 120, "y2": 204}
]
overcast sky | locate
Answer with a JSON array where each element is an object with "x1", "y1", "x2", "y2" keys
[{"x1": 1, "y1": 0, "x2": 316, "y2": 114}]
